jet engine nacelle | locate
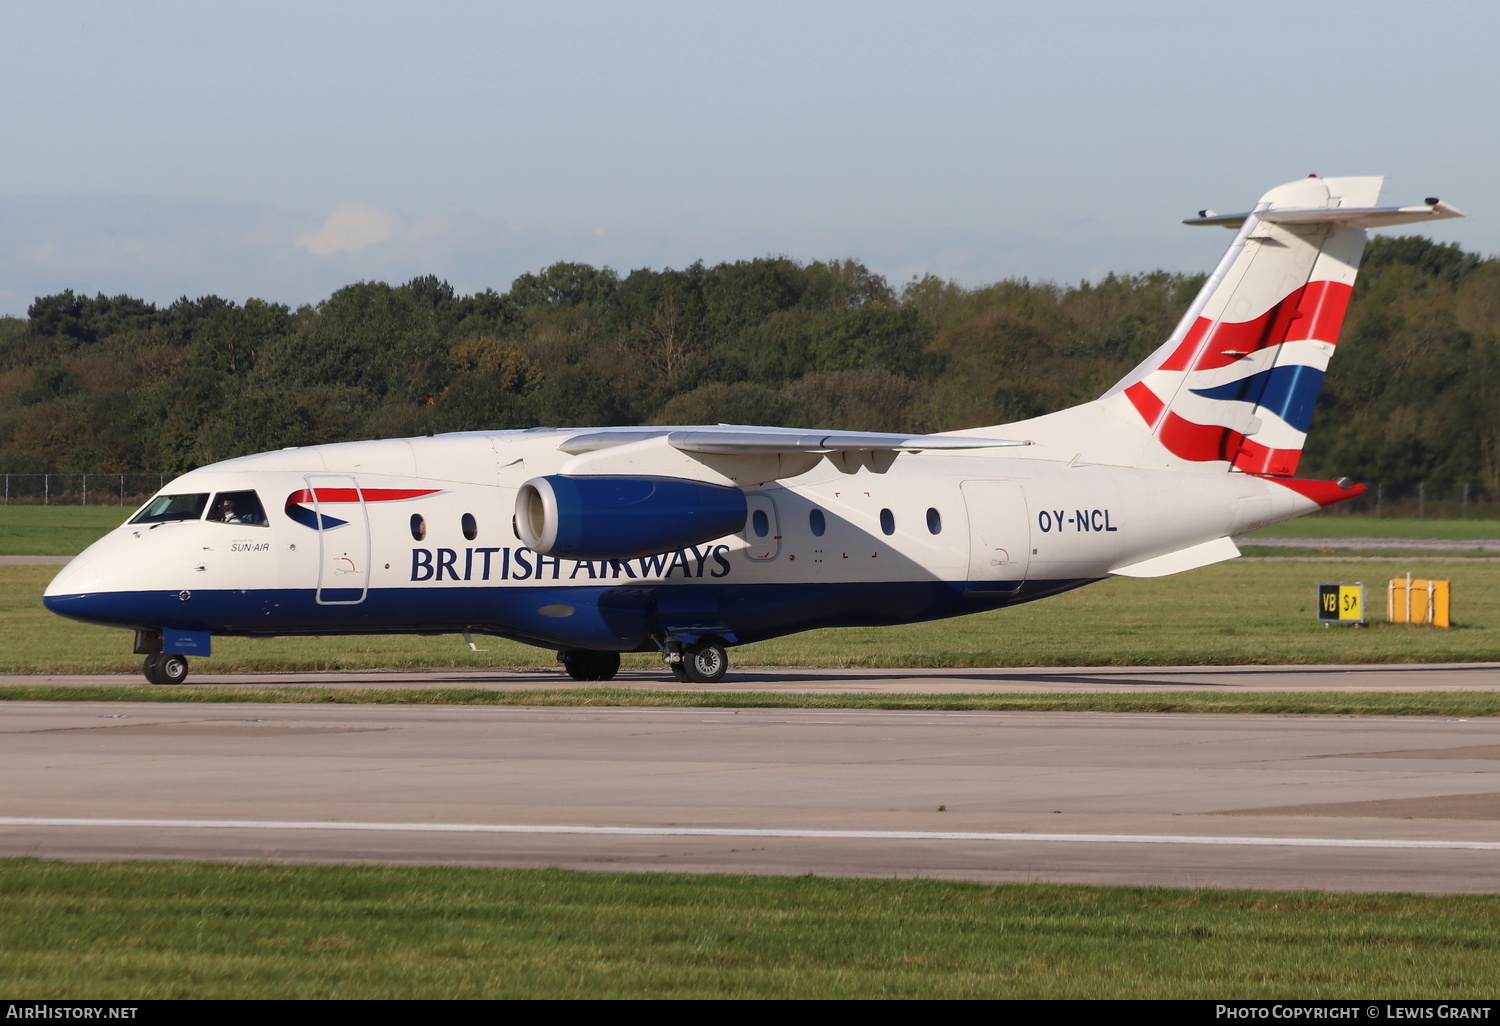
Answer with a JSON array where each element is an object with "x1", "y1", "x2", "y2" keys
[{"x1": 515, "y1": 475, "x2": 749, "y2": 561}]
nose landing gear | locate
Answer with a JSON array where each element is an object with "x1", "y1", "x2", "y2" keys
[{"x1": 142, "y1": 652, "x2": 189, "y2": 686}]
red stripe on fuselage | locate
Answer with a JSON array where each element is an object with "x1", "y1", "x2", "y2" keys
[{"x1": 286, "y1": 488, "x2": 440, "y2": 505}]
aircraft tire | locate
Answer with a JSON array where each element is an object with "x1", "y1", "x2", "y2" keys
[
  {"x1": 669, "y1": 662, "x2": 690, "y2": 683},
  {"x1": 562, "y1": 650, "x2": 620, "y2": 682},
  {"x1": 682, "y1": 641, "x2": 727, "y2": 684},
  {"x1": 158, "y1": 653, "x2": 189, "y2": 685},
  {"x1": 143, "y1": 653, "x2": 188, "y2": 685}
]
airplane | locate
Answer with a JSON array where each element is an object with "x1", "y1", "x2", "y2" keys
[{"x1": 43, "y1": 175, "x2": 1464, "y2": 686}]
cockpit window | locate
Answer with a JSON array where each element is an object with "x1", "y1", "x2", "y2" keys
[
  {"x1": 129, "y1": 493, "x2": 210, "y2": 525},
  {"x1": 206, "y1": 490, "x2": 269, "y2": 527}
]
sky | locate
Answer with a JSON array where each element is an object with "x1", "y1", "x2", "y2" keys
[{"x1": 0, "y1": 0, "x2": 1492, "y2": 316}]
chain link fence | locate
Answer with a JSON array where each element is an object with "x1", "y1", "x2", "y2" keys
[
  {"x1": 1, "y1": 474, "x2": 169, "y2": 506},
  {"x1": 1295, "y1": 481, "x2": 1494, "y2": 519}
]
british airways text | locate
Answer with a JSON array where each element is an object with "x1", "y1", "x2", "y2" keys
[{"x1": 411, "y1": 544, "x2": 733, "y2": 582}]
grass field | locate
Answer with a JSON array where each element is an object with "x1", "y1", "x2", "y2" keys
[
  {"x1": 1240, "y1": 547, "x2": 1500, "y2": 558},
  {"x1": 0, "y1": 505, "x2": 130, "y2": 555},
  {"x1": 3, "y1": 861, "x2": 1497, "y2": 999},
  {"x1": 6, "y1": 556, "x2": 1500, "y2": 674},
  {"x1": 1245, "y1": 515, "x2": 1500, "y2": 540}
]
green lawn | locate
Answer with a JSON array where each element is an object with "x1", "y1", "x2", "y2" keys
[
  {"x1": 2, "y1": 861, "x2": 1496, "y2": 999},
  {"x1": 1245, "y1": 516, "x2": 1500, "y2": 540},
  {"x1": 0, "y1": 505, "x2": 131, "y2": 555},
  {"x1": 7, "y1": 555, "x2": 1500, "y2": 674}
]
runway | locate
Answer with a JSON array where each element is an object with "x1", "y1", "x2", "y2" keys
[
  {"x1": 7, "y1": 660, "x2": 1500, "y2": 693},
  {"x1": 3, "y1": 698, "x2": 1499, "y2": 892}
]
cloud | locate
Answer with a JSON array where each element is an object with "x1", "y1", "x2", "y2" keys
[{"x1": 296, "y1": 204, "x2": 400, "y2": 256}]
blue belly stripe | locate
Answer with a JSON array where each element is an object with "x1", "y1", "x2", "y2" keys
[{"x1": 44, "y1": 578, "x2": 1100, "y2": 652}]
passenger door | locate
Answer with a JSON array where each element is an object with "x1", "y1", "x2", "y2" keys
[
  {"x1": 960, "y1": 480, "x2": 1030, "y2": 595},
  {"x1": 308, "y1": 474, "x2": 371, "y2": 605}
]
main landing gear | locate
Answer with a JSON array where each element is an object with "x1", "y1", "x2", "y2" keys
[
  {"x1": 143, "y1": 652, "x2": 189, "y2": 686},
  {"x1": 557, "y1": 639, "x2": 731, "y2": 685},
  {"x1": 666, "y1": 640, "x2": 728, "y2": 684},
  {"x1": 559, "y1": 649, "x2": 621, "y2": 682}
]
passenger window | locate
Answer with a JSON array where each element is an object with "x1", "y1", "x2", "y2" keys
[
  {"x1": 130, "y1": 493, "x2": 209, "y2": 525},
  {"x1": 926, "y1": 507, "x2": 942, "y2": 535},
  {"x1": 411, "y1": 514, "x2": 427, "y2": 541},
  {"x1": 207, "y1": 490, "x2": 268, "y2": 527},
  {"x1": 880, "y1": 508, "x2": 895, "y2": 536},
  {"x1": 462, "y1": 513, "x2": 477, "y2": 541},
  {"x1": 809, "y1": 508, "x2": 826, "y2": 537},
  {"x1": 752, "y1": 509, "x2": 770, "y2": 538}
]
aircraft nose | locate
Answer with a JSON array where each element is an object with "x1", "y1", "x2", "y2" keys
[
  {"x1": 43, "y1": 554, "x2": 102, "y2": 599},
  {"x1": 43, "y1": 553, "x2": 151, "y2": 629}
]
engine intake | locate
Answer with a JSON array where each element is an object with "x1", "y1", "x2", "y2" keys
[{"x1": 515, "y1": 475, "x2": 749, "y2": 561}]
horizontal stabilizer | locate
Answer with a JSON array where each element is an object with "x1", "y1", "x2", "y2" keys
[
  {"x1": 1185, "y1": 200, "x2": 1464, "y2": 230},
  {"x1": 1110, "y1": 536, "x2": 1240, "y2": 578},
  {"x1": 561, "y1": 426, "x2": 1029, "y2": 456}
]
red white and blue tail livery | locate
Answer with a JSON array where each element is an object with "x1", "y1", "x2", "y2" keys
[{"x1": 44, "y1": 176, "x2": 1463, "y2": 685}]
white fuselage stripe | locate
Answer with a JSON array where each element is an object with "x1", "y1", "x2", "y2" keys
[{"x1": 2, "y1": 817, "x2": 1498, "y2": 851}]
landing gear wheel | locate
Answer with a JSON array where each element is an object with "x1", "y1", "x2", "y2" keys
[
  {"x1": 681, "y1": 641, "x2": 728, "y2": 684},
  {"x1": 561, "y1": 650, "x2": 620, "y2": 682},
  {"x1": 143, "y1": 653, "x2": 188, "y2": 686},
  {"x1": 669, "y1": 661, "x2": 690, "y2": 683}
]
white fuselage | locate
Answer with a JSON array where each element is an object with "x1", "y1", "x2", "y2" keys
[{"x1": 44, "y1": 428, "x2": 1314, "y2": 654}]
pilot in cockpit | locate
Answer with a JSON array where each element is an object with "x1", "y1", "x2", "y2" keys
[
  {"x1": 207, "y1": 491, "x2": 268, "y2": 527},
  {"x1": 214, "y1": 497, "x2": 245, "y2": 523}
]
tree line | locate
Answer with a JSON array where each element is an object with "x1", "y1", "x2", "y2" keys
[{"x1": 1, "y1": 236, "x2": 1496, "y2": 494}]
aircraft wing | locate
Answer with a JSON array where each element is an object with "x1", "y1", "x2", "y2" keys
[
  {"x1": 559, "y1": 425, "x2": 1030, "y2": 456},
  {"x1": 554, "y1": 425, "x2": 1031, "y2": 486}
]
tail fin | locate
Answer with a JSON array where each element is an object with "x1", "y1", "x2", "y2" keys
[{"x1": 996, "y1": 176, "x2": 1462, "y2": 472}]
